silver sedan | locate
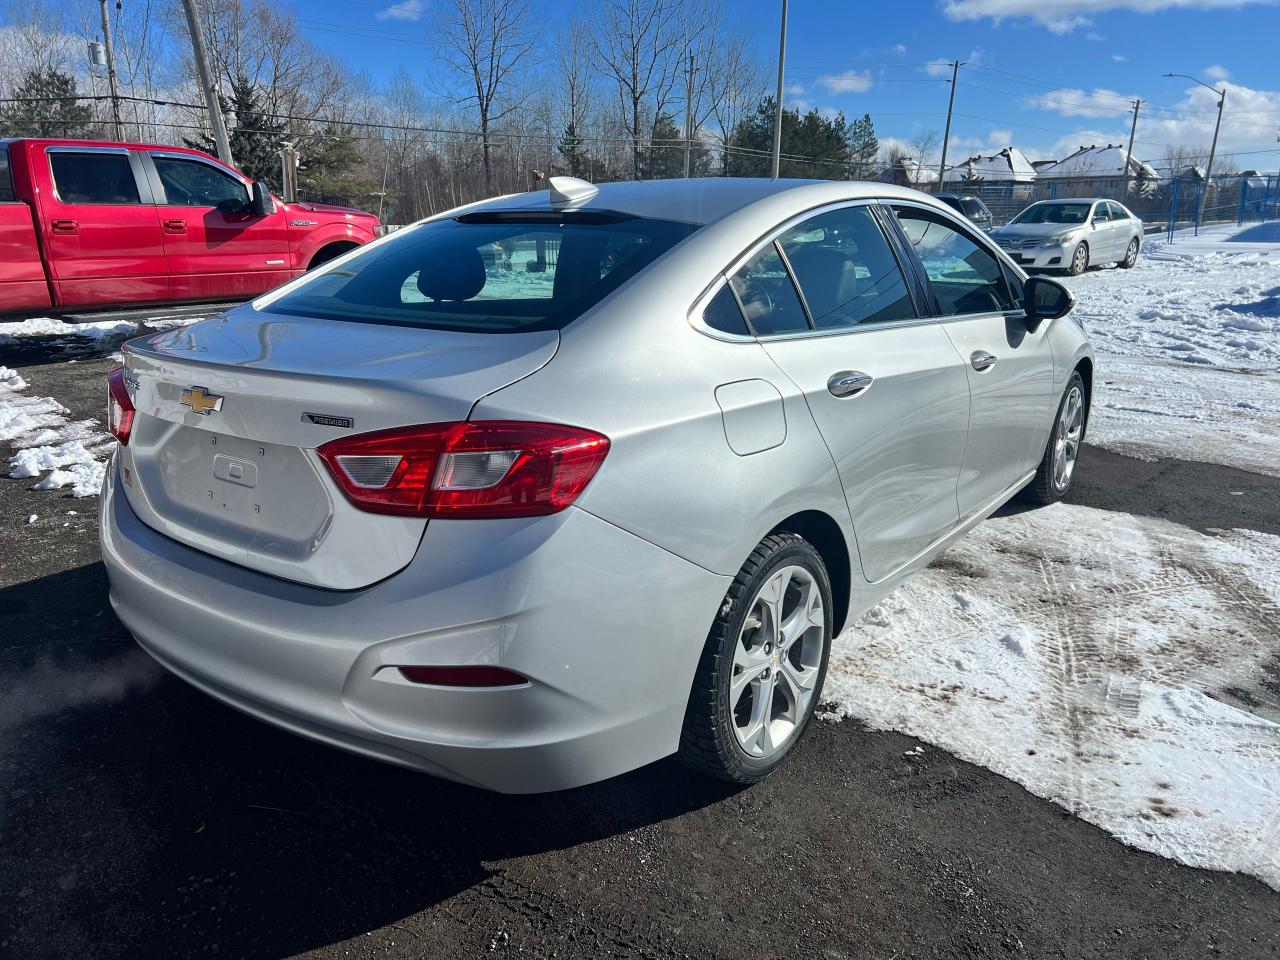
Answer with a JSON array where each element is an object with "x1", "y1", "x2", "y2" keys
[
  {"x1": 101, "y1": 178, "x2": 1093, "y2": 793},
  {"x1": 990, "y1": 198, "x2": 1143, "y2": 275}
]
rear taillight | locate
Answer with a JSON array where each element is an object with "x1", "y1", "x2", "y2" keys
[
  {"x1": 316, "y1": 420, "x2": 610, "y2": 519},
  {"x1": 106, "y1": 368, "x2": 135, "y2": 445}
]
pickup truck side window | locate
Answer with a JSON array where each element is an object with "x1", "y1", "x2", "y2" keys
[
  {"x1": 49, "y1": 152, "x2": 140, "y2": 205},
  {"x1": 153, "y1": 156, "x2": 249, "y2": 209},
  {"x1": 0, "y1": 147, "x2": 13, "y2": 202}
]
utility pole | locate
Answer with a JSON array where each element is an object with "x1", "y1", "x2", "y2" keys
[
  {"x1": 937, "y1": 60, "x2": 964, "y2": 190},
  {"x1": 1122, "y1": 98, "x2": 1142, "y2": 197},
  {"x1": 97, "y1": 0, "x2": 124, "y2": 140},
  {"x1": 770, "y1": 0, "x2": 788, "y2": 180},
  {"x1": 683, "y1": 52, "x2": 697, "y2": 178},
  {"x1": 1164, "y1": 73, "x2": 1227, "y2": 235},
  {"x1": 181, "y1": 0, "x2": 233, "y2": 166}
]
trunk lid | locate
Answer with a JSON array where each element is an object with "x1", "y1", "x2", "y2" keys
[{"x1": 118, "y1": 307, "x2": 557, "y2": 589}]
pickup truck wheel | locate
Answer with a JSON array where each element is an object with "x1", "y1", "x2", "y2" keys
[
  {"x1": 308, "y1": 242, "x2": 359, "y2": 271},
  {"x1": 679, "y1": 533, "x2": 832, "y2": 785}
]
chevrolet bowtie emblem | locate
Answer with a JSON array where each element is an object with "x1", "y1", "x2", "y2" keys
[{"x1": 180, "y1": 386, "x2": 224, "y2": 416}]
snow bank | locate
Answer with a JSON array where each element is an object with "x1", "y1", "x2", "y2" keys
[
  {"x1": 0, "y1": 316, "x2": 138, "y2": 344},
  {"x1": 825, "y1": 503, "x2": 1280, "y2": 889},
  {"x1": 0, "y1": 364, "x2": 114, "y2": 497}
]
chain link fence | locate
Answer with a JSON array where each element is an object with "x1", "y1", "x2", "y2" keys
[{"x1": 934, "y1": 173, "x2": 1280, "y2": 240}]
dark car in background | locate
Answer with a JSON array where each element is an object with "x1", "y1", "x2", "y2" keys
[{"x1": 935, "y1": 192, "x2": 994, "y2": 232}]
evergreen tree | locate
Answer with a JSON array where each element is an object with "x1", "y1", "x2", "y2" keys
[
  {"x1": 725, "y1": 98, "x2": 852, "y2": 180},
  {"x1": 189, "y1": 76, "x2": 284, "y2": 185},
  {"x1": 558, "y1": 119, "x2": 590, "y2": 177},
  {"x1": 847, "y1": 113, "x2": 879, "y2": 180},
  {"x1": 297, "y1": 124, "x2": 378, "y2": 202},
  {"x1": 640, "y1": 113, "x2": 711, "y2": 180},
  {"x1": 0, "y1": 69, "x2": 93, "y2": 138}
]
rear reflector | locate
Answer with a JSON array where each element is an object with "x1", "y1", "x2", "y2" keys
[
  {"x1": 317, "y1": 420, "x2": 609, "y2": 518},
  {"x1": 399, "y1": 665, "x2": 529, "y2": 687},
  {"x1": 106, "y1": 368, "x2": 135, "y2": 445}
]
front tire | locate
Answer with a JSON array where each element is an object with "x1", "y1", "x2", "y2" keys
[
  {"x1": 1067, "y1": 241, "x2": 1089, "y2": 276},
  {"x1": 1021, "y1": 371, "x2": 1087, "y2": 505},
  {"x1": 679, "y1": 533, "x2": 833, "y2": 785},
  {"x1": 1119, "y1": 237, "x2": 1139, "y2": 268}
]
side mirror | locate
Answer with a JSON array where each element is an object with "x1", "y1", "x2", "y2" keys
[
  {"x1": 1023, "y1": 276, "x2": 1074, "y2": 328},
  {"x1": 250, "y1": 181, "x2": 275, "y2": 217}
]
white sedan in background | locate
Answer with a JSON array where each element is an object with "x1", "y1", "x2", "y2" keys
[{"x1": 991, "y1": 199, "x2": 1143, "y2": 275}]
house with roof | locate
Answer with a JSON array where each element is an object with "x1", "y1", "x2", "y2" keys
[
  {"x1": 1037, "y1": 144, "x2": 1158, "y2": 193},
  {"x1": 942, "y1": 146, "x2": 1038, "y2": 185}
]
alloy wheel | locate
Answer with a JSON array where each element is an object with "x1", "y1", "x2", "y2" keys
[
  {"x1": 1124, "y1": 239, "x2": 1138, "y2": 267},
  {"x1": 1071, "y1": 243, "x2": 1088, "y2": 275},
  {"x1": 1053, "y1": 384, "x2": 1084, "y2": 491},
  {"x1": 729, "y1": 565, "x2": 826, "y2": 758}
]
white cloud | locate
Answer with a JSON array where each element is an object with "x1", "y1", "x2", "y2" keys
[
  {"x1": 924, "y1": 58, "x2": 953, "y2": 78},
  {"x1": 819, "y1": 106, "x2": 844, "y2": 122},
  {"x1": 783, "y1": 82, "x2": 807, "y2": 95},
  {"x1": 1032, "y1": 87, "x2": 1140, "y2": 118},
  {"x1": 942, "y1": 0, "x2": 1276, "y2": 34},
  {"x1": 1086, "y1": 30, "x2": 1107, "y2": 40},
  {"x1": 1205, "y1": 64, "x2": 1231, "y2": 81},
  {"x1": 1112, "y1": 53, "x2": 1128, "y2": 61},
  {"x1": 376, "y1": 0, "x2": 425, "y2": 21},
  {"x1": 818, "y1": 69, "x2": 873, "y2": 94},
  {"x1": 894, "y1": 43, "x2": 908, "y2": 54}
]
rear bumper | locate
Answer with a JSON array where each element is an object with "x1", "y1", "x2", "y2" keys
[{"x1": 100, "y1": 458, "x2": 730, "y2": 793}]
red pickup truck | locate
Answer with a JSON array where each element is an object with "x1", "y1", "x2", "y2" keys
[{"x1": 0, "y1": 138, "x2": 380, "y2": 315}]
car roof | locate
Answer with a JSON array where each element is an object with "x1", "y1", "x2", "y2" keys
[
  {"x1": 455, "y1": 177, "x2": 936, "y2": 227},
  {"x1": 1031, "y1": 198, "x2": 1103, "y2": 204}
]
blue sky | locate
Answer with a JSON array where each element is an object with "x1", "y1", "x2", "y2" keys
[{"x1": 301, "y1": 0, "x2": 1280, "y2": 168}]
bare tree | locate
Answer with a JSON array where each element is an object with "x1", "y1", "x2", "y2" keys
[
  {"x1": 704, "y1": 29, "x2": 764, "y2": 175},
  {"x1": 590, "y1": 0, "x2": 689, "y2": 179},
  {"x1": 433, "y1": 0, "x2": 537, "y2": 192},
  {"x1": 556, "y1": 20, "x2": 595, "y2": 176},
  {"x1": 908, "y1": 129, "x2": 939, "y2": 186}
]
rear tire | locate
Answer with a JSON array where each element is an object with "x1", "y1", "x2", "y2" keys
[
  {"x1": 1067, "y1": 241, "x2": 1089, "y2": 276},
  {"x1": 1119, "y1": 237, "x2": 1139, "y2": 269},
  {"x1": 1021, "y1": 371, "x2": 1087, "y2": 505},
  {"x1": 679, "y1": 533, "x2": 833, "y2": 785}
]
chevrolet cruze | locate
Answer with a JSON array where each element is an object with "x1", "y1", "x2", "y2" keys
[{"x1": 101, "y1": 177, "x2": 1093, "y2": 793}]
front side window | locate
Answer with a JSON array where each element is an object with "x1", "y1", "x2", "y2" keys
[
  {"x1": 1091, "y1": 203, "x2": 1111, "y2": 222},
  {"x1": 49, "y1": 152, "x2": 139, "y2": 205},
  {"x1": 0, "y1": 147, "x2": 13, "y2": 202},
  {"x1": 263, "y1": 212, "x2": 698, "y2": 333},
  {"x1": 728, "y1": 243, "x2": 810, "y2": 336},
  {"x1": 1107, "y1": 201, "x2": 1129, "y2": 220},
  {"x1": 153, "y1": 156, "x2": 249, "y2": 209},
  {"x1": 894, "y1": 207, "x2": 1016, "y2": 316},
  {"x1": 777, "y1": 206, "x2": 916, "y2": 329}
]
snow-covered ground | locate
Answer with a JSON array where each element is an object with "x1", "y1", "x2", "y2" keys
[
  {"x1": 1064, "y1": 222, "x2": 1280, "y2": 475},
  {"x1": 826, "y1": 503, "x2": 1280, "y2": 889}
]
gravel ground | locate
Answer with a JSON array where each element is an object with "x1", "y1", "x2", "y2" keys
[{"x1": 1, "y1": 347, "x2": 1278, "y2": 960}]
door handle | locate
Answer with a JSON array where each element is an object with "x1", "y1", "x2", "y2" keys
[
  {"x1": 827, "y1": 370, "x2": 874, "y2": 398},
  {"x1": 51, "y1": 218, "x2": 77, "y2": 234},
  {"x1": 970, "y1": 351, "x2": 997, "y2": 372},
  {"x1": 163, "y1": 219, "x2": 187, "y2": 233}
]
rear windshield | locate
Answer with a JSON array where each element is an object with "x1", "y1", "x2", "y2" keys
[{"x1": 262, "y1": 212, "x2": 699, "y2": 333}]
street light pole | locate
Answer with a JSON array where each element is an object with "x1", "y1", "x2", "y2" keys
[
  {"x1": 770, "y1": 0, "x2": 788, "y2": 180},
  {"x1": 1164, "y1": 72, "x2": 1227, "y2": 235}
]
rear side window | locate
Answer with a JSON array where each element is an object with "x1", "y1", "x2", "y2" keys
[
  {"x1": 153, "y1": 156, "x2": 249, "y2": 209},
  {"x1": 894, "y1": 207, "x2": 1016, "y2": 316},
  {"x1": 778, "y1": 206, "x2": 915, "y2": 329},
  {"x1": 49, "y1": 152, "x2": 140, "y2": 205},
  {"x1": 1107, "y1": 201, "x2": 1129, "y2": 220},
  {"x1": 0, "y1": 147, "x2": 13, "y2": 202},
  {"x1": 263, "y1": 213, "x2": 698, "y2": 333},
  {"x1": 703, "y1": 284, "x2": 750, "y2": 336},
  {"x1": 728, "y1": 244, "x2": 810, "y2": 336}
]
